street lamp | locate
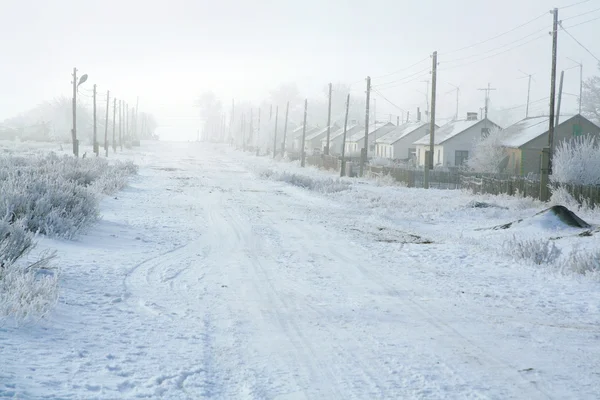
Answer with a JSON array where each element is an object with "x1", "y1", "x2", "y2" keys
[{"x1": 72, "y1": 68, "x2": 88, "y2": 157}]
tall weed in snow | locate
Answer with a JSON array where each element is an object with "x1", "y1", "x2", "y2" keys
[
  {"x1": 503, "y1": 236, "x2": 561, "y2": 265},
  {"x1": 562, "y1": 248, "x2": 600, "y2": 278},
  {"x1": 258, "y1": 168, "x2": 351, "y2": 193},
  {"x1": 551, "y1": 135, "x2": 600, "y2": 185}
]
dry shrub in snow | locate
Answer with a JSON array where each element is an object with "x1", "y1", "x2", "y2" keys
[
  {"x1": 0, "y1": 153, "x2": 137, "y2": 238},
  {"x1": 503, "y1": 236, "x2": 561, "y2": 265},
  {"x1": 0, "y1": 220, "x2": 59, "y2": 321},
  {"x1": 563, "y1": 249, "x2": 600, "y2": 277},
  {"x1": 551, "y1": 135, "x2": 600, "y2": 185},
  {"x1": 258, "y1": 168, "x2": 351, "y2": 193}
]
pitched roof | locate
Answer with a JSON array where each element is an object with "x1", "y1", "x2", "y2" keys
[
  {"x1": 500, "y1": 116, "x2": 551, "y2": 148},
  {"x1": 323, "y1": 124, "x2": 362, "y2": 142},
  {"x1": 305, "y1": 125, "x2": 336, "y2": 141},
  {"x1": 413, "y1": 118, "x2": 498, "y2": 145},
  {"x1": 376, "y1": 121, "x2": 431, "y2": 145},
  {"x1": 347, "y1": 122, "x2": 395, "y2": 142}
]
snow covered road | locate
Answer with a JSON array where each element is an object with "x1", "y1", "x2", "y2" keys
[{"x1": 2, "y1": 141, "x2": 599, "y2": 399}]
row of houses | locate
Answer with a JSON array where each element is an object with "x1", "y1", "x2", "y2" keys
[{"x1": 289, "y1": 111, "x2": 600, "y2": 176}]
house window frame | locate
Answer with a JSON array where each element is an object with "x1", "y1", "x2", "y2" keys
[{"x1": 455, "y1": 150, "x2": 469, "y2": 166}]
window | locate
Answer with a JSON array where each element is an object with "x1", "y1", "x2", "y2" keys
[
  {"x1": 437, "y1": 150, "x2": 441, "y2": 164},
  {"x1": 455, "y1": 150, "x2": 469, "y2": 166},
  {"x1": 481, "y1": 128, "x2": 490, "y2": 138}
]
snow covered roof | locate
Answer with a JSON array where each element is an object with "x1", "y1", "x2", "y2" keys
[
  {"x1": 305, "y1": 125, "x2": 335, "y2": 141},
  {"x1": 413, "y1": 118, "x2": 498, "y2": 145},
  {"x1": 292, "y1": 126, "x2": 319, "y2": 139},
  {"x1": 347, "y1": 122, "x2": 395, "y2": 142},
  {"x1": 500, "y1": 116, "x2": 552, "y2": 148},
  {"x1": 323, "y1": 124, "x2": 362, "y2": 142},
  {"x1": 376, "y1": 121, "x2": 431, "y2": 145}
]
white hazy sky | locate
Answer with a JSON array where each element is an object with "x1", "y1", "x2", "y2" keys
[{"x1": 3, "y1": 0, "x2": 600, "y2": 140}]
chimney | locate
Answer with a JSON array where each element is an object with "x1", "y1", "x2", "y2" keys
[
  {"x1": 417, "y1": 107, "x2": 421, "y2": 122},
  {"x1": 466, "y1": 112, "x2": 478, "y2": 121}
]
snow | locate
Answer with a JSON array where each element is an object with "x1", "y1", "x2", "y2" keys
[
  {"x1": 501, "y1": 116, "x2": 550, "y2": 148},
  {"x1": 347, "y1": 122, "x2": 395, "y2": 143},
  {"x1": 324, "y1": 123, "x2": 361, "y2": 141},
  {"x1": 413, "y1": 119, "x2": 496, "y2": 145},
  {"x1": 2, "y1": 140, "x2": 600, "y2": 399},
  {"x1": 304, "y1": 126, "x2": 333, "y2": 142},
  {"x1": 375, "y1": 121, "x2": 429, "y2": 145}
]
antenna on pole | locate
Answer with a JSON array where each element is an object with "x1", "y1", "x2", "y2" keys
[
  {"x1": 518, "y1": 70, "x2": 535, "y2": 118},
  {"x1": 446, "y1": 83, "x2": 460, "y2": 121}
]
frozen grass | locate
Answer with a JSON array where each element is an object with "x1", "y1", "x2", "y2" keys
[
  {"x1": 502, "y1": 236, "x2": 562, "y2": 265},
  {"x1": 257, "y1": 168, "x2": 351, "y2": 193},
  {"x1": 0, "y1": 152, "x2": 137, "y2": 320},
  {"x1": 563, "y1": 248, "x2": 600, "y2": 278}
]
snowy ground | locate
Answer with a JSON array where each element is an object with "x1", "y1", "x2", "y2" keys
[{"x1": 1, "y1": 141, "x2": 599, "y2": 399}]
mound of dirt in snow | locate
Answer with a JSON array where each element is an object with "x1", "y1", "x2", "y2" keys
[
  {"x1": 466, "y1": 200, "x2": 508, "y2": 209},
  {"x1": 480, "y1": 205, "x2": 590, "y2": 231}
]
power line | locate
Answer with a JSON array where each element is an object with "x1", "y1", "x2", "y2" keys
[
  {"x1": 560, "y1": 0, "x2": 594, "y2": 9},
  {"x1": 440, "y1": 33, "x2": 548, "y2": 71},
  {"x1": 443, "y1": 26, "x2": 548, "y2": 64},
  {"x1": 372, "y1": 56, "x2": 430, "y2": 80},
  {"x1": 372, "y1": 66, "x2": 431, "y2": 89},
  {"x1": 372, "y1": 70, "x2": 433, "y2": 92},
  {"x1": 439, "y1": 12, "x2": 547, "y2": 56},
  {"x1": 371, "y1": 89, "x2": 407, "y2": 112},
  {"x1": 559, "y1": 22, "x2": 600, "y2": 62},
  {"x1": 562, "y1": 14, "x2": 600, "y2": 29},
  {"x1": 562, "y1": 5, "x2": 600, "y2": 21}
]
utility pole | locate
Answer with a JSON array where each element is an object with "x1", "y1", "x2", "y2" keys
[
  {"x1": 72, "y1": 68, "x2": 78, "y2": 157},
  {"x1": 242, "y1": 113, "x2": 246, "y2": 151},
  {"x1": 478, "y1": 82, "x2": 496, "y2": 120},
  {"x1": 325, "y1": 82, "x2": 332, "y2": 155},
  {"x1": 257, "y1": 107, "x2": 261, "y2": 155},
  {"x1": 282, "y1": 101, "x2": 289, "y2": 154},
  {"x1": 360, "y1": 76, "x2": 371, "y2": 177},
  {"x1": 272, "y1": 106, "x2": 279, "y2": 158},
  {"x1": 301, "y1": 99, "x2": 308, "y2": 167},
  {"x1": 134, "y1": 97, "x2": 139, "y2": 141},
  {"x1": 249, "y1": 108, "x2": 254, "y2": 149},
  {"x1": 555, "y1": 70, "x2": 565, "y2": 126},
  {"x1": 104, "y1": 90, "x2": 110, "y2": 157},
  {"x1": 93, "y1": 84, "x2": 98, "y2": 156},
  {"x1": 126, "y1": 103, "x2": 129, "y2": 144},
  {"x1": 568, "y1": 58, "x2": 583, "y2": 114},
  {"x1": 112, "y1": 98, "x2": 116, "y2": 153},
  {"x1": 229, "y1": 99, "x2": 234, "y2": 145},
  {"x1": 119, "y1": 100, "x2": 123, "y2": 150},
  {"x1": 519, "y1": 70, "x2": 533, "y2": 118},
  {"x1": 421, "y1": 80, "x2": 430, "y2": 121},
  {"x1": 548, "y1": 7, "x2": 559, "y2": 175},
  {"x1": 447, "y1": 83, "x2": 460, "y2": 120},
  {"x1": 340, "y1": 94, "x2": 350, "y2": 177},
  {"x1": 424, "y1": 51, "x2": 438, "y2": 189}
]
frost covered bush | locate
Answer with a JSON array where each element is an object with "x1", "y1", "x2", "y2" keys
[
  {"x1": 564, "y1": 249, "x2": 600, "y2": 276},
  {"x1": 466, "y1": 128, "x2": 508, "y2": 173},
  {"x1": 257, "y1": 168, "x2": 351, "y2": 193},
  {"x1": 551, "y1": 135, "x2": 600, "y2": 185},
  {"x1": 503, "y1": 237, "x2": 561, "y2": 265},
  {"x1": 0, "y1": 153, "x2": 137, "y2": 238},
  {"x1": 0, "y1": 220, "x2": 58, "y2": 321}
]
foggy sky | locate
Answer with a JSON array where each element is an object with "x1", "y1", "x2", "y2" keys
[{"x1": 3, "y1": 0, "x2": 599, "y2": 140}]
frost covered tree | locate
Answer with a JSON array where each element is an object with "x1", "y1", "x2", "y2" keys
[
  {"x1": 582, "y1": 63, "x2": 600, "y2": 124},
  {"x1": 195, "y1": 91, "x2": 223, "y2": 141},
  {"x1": 551, "y1": 134, "x2": 600, "y2": 185},
  {"x1": 466, "y1": 128, "x2": 508, "y2": 173}
]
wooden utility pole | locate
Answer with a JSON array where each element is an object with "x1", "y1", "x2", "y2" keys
[
  {"x1": 257, "y1": 107, "x2": 261, "y2": 155},
  {"x1": 229, "y1": 99, "x2": 234, "y2": 145},
  {"x1": 282, "y1": 101, "x2": 289, "y2": 154},
  {"x1": 478, "y1": 83, "x2": 496, "y2": 120},
  {"x1": 360, "y1": 76, "x2": 371, "y2": 177},
  {"x1": 425, "y1": 51, "x2": 438, "y2": 189},
  {"x1": 104, "y1": 90, "x2": 110, "y2": 157},
  {"x1": 272, "y1": 106, "x2": 279, "y2": 158},
  {"x1": 568, "y1": 58, "x2": 583, "y2": 114},
  {"x1": 300, "y1": 99, "x2": 308, "y2": 167},
  {"x1": 555, "y1": 70, "x2": 565, "y2": 126},
  {"x1": 134, "y1": 96, "x2": 139, "y2": 141},
  {"x1": 548, "y1": 7, "x2": 559, "y2": 175},
  {"x1": 242, "y1": 113, "x2": 246, "y2": 150},
  {"x1": 119, "y1": 100, "x2": 123, "y2": 150},
  {"x1": 325, "y1": 82, "x2": 332, "y2": 155},
  {"x1": 112, "y1": 98, "x2": 116, "y2": 152},
  {"x1": 340, "y1": 93, "x2": 350, "y2": 177},
  {"x1": 72, "y1": 67, "x2": 78, "y2": 157},
  {"x1": 93, "y1": 84, "x2": 98, "y2": 156},
  {"x1": 126, "y1": 103, "x2": 129, "y2": 144}
]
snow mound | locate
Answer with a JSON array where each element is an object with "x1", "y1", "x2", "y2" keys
[{"x1": 484, "y1": 205, "x2": 590, "y2": 232}]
